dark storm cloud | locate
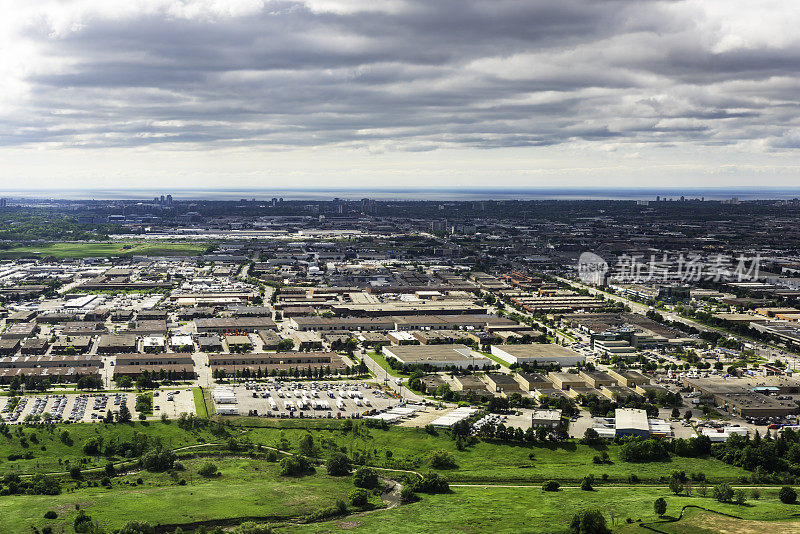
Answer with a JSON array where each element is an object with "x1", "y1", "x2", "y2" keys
[{"x1": 6, "y1": 0, "x2": 800, "y2": 150}]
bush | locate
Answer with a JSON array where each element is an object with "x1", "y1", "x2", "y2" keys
[
  {"x1": 234, "y1": 522, "x2": 272, "y2": 534},
  {"x1": 266, "y1": 450, "x2": 278, "y2": 462},
  {"x1": 653, "y1": 497, "x2": 666, "y2": 517},
  {"x1": 279, "y1": 455, "x2": 311, "y2": 477},
  {"x1": 142, "y1": 449, "x2": 176, "y2": 472},
  {"x1": 542, "y1": 480, "x2": 560, "y2": 492},
  {"x1": 400, "y1": 486, "x2": 419, "y2": 503},
  {"x1": 619, "y1": 439, "x2": 670, "y2": 463},
  {"x1": 69, "y1": 466, "x2": 82, "y2": 480},
  {"x1": 415, "y1": 472, "x2": 450, "y2": 494},
  {"x1": 428, "y1": 449, "x2": 457, "y2": 469},
  {"x1": 73, "y1": 511, "x2": 95, "y2": 533},
  {"x1": 353, "y1": 466, "x2": 379, "y2": 489},
  {"x1": 713, "y1": 483, "x2": 734, "y2": 503},
  {"x1": 751, "y1": 488, "x2": 761, "y2": 500},
  {"x1": 326, "y1": 452, "x2": 351, "y2": 476},
  {"x1": 580, "y1": 476, "x2": 594, "y2": 491},
  {"x1": 349, "y1": 488, "x2": 370, "y2": 507},
  {"x1": 118, "y1": 522, "x2": 156, "y2": 534},
  {"x1": 198, "y1": 462, "x2": 219, "y2": 477},
  {"x1": 569, "y1": 508, "x2": 611, "y2": 534},
  {"x1": 779, "y1": 486, "x2": 797, "y2": 504},
  {"x1": 734, "y1": 489, "x2": 747, "y2": 505},
  {"x1": 44, "y1": 511, "x2": 57, "y2": 520}
]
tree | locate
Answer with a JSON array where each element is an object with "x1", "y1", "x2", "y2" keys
[
  {"x1": 580, "y1": 476, "x2": 594, "y2": 491},
  {"x1": 668, "y1": 478, "x2": 684, "y2": 495},
  {"x1": 348, "y1": 488, "x2": 369, "y2": 507},
  {"x1": 569, "y1": 508, "x2": 611, "y2": 534},
  {"x1": 298, "y1": 434, "x2": 316, "y2": 456},
  {"x1": 671, "y1": 408, "x2": 680, "y2": 419},
  {"x1": 118, "y1": 404, "x2": 132, "y2": 423},
  {"x1": 69, "y1": 466, "x2": 82, "y2": 480},
  {"x1": 779, "y1": 486, "x2": 797, "y2": 504},
  {"x1": 734, "y1": 489, "x2": 747, "y2": 505},
  {"x1": 713, "y1": 483, "x2": 734, "y2": 503},
  {"x1": 582, "y1": 428, "x2": 601, "y2": 446},
  {"x1": 116, "y1": 376, "x2": 133, "y2": 389},
  {"x1": 326, "y1": 452, "x2": 351, "y2": 476},
  {"x1": 654, "y1": 497, "x2": 667, "y2": 517}
]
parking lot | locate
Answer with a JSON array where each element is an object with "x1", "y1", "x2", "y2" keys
[
  {"x1": 0, "y1": 392, "x2": 144, "y2": 424},
  {"x1": 221, "y1": 380, "x2": 400, "y2": 419},
  {"x1": 152, "y1": 388, "x2": 197, "y2": 419}
]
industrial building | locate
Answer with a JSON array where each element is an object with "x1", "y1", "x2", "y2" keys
[
  {"x1": 490, "y1": 344, "x2": 585, "y2": 366},
  {"x1": 382, "y1": 344, "x2": 490, "y2": 369}
]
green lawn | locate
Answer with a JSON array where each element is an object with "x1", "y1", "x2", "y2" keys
[
  {"x1": 193, "y1": 387, "x2": 209, "y2": 418},
  {"x1": 0, "y1": 241, "x2": 208, "y2": 259},
  {"x1": 0, "y1": 458, "x2": 380, "y2": 533},
  {"x1": 367, "y1": 351, "x2": 408, "y2": 377},
  {"x1": 240, "y1": 424, "x2": 750, "y2": 483},
  {"x1": 283, "y1": 486, "x2": 800, "y2": 534},
  {"x1": 478, "y1": 350, "x2": 511, "y2": 368},
  {"x1": 0, "y1": 421, "x2": 220, "y2": 475}
]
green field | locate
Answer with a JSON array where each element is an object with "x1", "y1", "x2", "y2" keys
[
  {"x1": 0, "y1": 421, "x2": 221, "y2": 475},
  {"x1": 0, "y1": 241, "x2": 208, "y2": 259},
  {"x1": 239, "y1": 423, "x2": 750, "y2": 484},
  {"x1": 0, "y1": 421, "x2": 751, "y2": 484},
  {"x1": 283, "y1": 486, "x2": 800, "y2": 534},
  {"x1": 0, "y1": 457, "x2": 381, "y2": 533}
]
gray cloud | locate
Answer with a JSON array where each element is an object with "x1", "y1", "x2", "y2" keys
[{"x1": 4, "y1": 0, "x2": 800, "y2": 152}]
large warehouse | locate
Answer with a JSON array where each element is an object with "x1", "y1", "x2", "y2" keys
[
  {"x1": 490, "y1": 344, "x2": 585, "y2": 366},
  {"x1": 382, "y1": 344, "x2": 491, "y2": 369}
]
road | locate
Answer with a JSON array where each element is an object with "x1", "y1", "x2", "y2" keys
[{"x1": 361, "y1": 351, "x2": 423, "y2": 402}]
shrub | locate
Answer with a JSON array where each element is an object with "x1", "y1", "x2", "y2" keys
[
  {"x1": 279, "y1": 455, "x2": 311, "y2": 477},
  {"x1": 198, "y1": 462, "x2": 219, "y2": 477},
  {"x1": 619, "y1": 439, "x2": 670, "y2": 463},
  {"x1": 326, "y1": 452, "x2": 351, "y2": 476},
  {"x1": 415, "y1": 472, "x2": 450, "y2": 494},
  {"x1": 581, "y1": 476, "x2": 594, "y2": 491},
  {"x1": 234, "y1": 523, "x2": 272, "y2": 534},
  {"x1": 713, "y1": 483, "x2": 734, "y2": 503},
  {"x1": 751, "y1": 488, "x2": 761, "y2": 500},
  {"x1": 400, "y1": 486, "x2": 419, "y2": 503},
  {"x1": 542, "y1": 480, "x2": 560, "y2": 492},
  {"x1": 734, "y1": 489, "x2": 747, "y2": 505},
  {"x1": 44, "y1": 511, "x2": 57, "y2": 520},
  {"x1": 118, "y1": 521, "x2": 155, "y2": 534},
  {"x1": 353, "y1": 466, "x2": 379, "y2": 489},
  {"x1": 349, "y1": 488, "x2": 370, "y2": 507},
  {"x1": 569, "y1": 508, "x2": 611, "y2": 534},
  {"x1": 266, "y1": 450, "x2": 278, "y2": 462},
  {"x1": 779, "y1": 486, "x2": 797, "y2": 504},
  {"x1": 142, "y1": 449, "x2": 176, "y2": 472},
  {"x1": 428, "y1": 449, "x2": 457, "y2": 469}
]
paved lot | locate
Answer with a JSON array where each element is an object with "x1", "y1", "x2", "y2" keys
[
  {"x1": 218, "y1": 380, "x2": 400, "y2": 419},
  {"x1": 153, "y1": 388, "x2": 196, "y2": 419},
  {"x1": 1, "y1": 392, "x2": 144, "y2": 424}
]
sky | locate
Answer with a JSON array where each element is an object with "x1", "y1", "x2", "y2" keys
[{"x1": 3, "y1": 0, "x2": 800, "y2": 192}]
